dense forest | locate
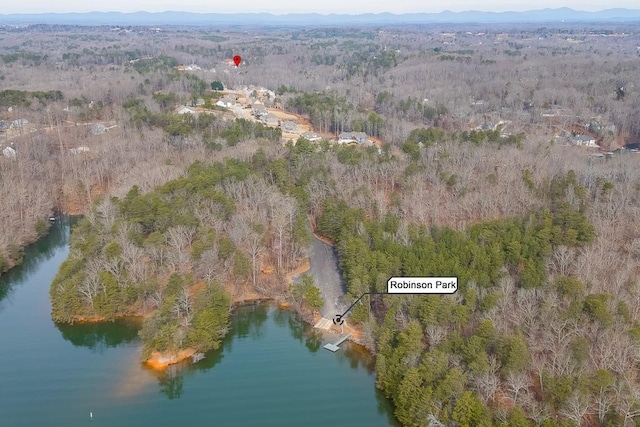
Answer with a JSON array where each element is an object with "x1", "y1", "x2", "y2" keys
[
  {"x1": 2, "y1": 22, "x2": 640, "y2": 426},
  {"x1": 51, "y1": 122, "x2": 640, "y2": 424},
  {"x1": 50, "y1": 155, "x2": 312, "y2": 359}
]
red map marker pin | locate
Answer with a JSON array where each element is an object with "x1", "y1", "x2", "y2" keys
[{"x1": 233, "y1": 55, "x2": 241, "y2": 67}]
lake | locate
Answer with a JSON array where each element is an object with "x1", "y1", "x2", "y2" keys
[{"x1": 0, "y1": 218, "x2": 399, "y2": 426}]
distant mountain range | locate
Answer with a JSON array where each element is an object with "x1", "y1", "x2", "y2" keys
[{"x1": 2, "y1": 8, "x2": 640, "y2": 26}]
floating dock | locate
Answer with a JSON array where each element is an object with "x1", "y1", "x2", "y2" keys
[{"x1": 323, "y1": 334, "x2": 351, "y2": 352}]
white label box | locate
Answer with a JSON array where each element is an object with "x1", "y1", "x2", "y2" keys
[{"x1": 386, "y1": 277, "x2": 458, "y2": 294}]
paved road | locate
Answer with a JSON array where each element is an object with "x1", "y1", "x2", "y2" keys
[{"x1": 298, "y1": 234, "x2": 347, "y2": 319}]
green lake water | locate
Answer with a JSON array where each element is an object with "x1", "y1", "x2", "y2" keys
[{"x1": 0, "y1": 218, "x2": 399, "y2": 426}]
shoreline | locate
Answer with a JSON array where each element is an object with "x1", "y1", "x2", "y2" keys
[
  {"x1": 143, "y1": 300, "x2": 374, "y2": 371},
  {"x1": 44, "y1": 214, "x2": 366, "y2": 371}
]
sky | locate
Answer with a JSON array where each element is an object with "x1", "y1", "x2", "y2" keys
[{"x1": 2, "y1": 0, "x2": 639, "y2": 14}]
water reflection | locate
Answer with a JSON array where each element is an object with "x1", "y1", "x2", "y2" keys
[
  {"x1": 151, "y1": 306, "x2": 268, "y2": 400},
  {"x1": 55, "y1": 300, "x2": 396, "y2": 426},
  {"x1": 285, "y1": 310, "x2": 323, "y2": 353},
  {"x1": 55, "y1": 318, "x2": 141, "y2": 352},
  {"x1": 0, "y1": 216, "x2": 75, "y2": 311},
  {"x1": 233, "y1": 302, "x2": 269, "y2": 339},
  {"x1": 159, "y1": 365, "x2": 184, "y2": 399}
]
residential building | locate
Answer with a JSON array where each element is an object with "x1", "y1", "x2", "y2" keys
[
  {"x1": 262, "y1": 113, "x2": 279, "y2": 126},
  {"x1": 252, "y1": 102, "x2": 267, "y2": 118},
  {"x1": 571, "y1": 134, "x2": 598, "y2": 147},
  {"x1": 282, "y1": 120, "x2": 297, "y2": 132},
  {"x1": 90, "y1": 123, "x2": 107, "y2": 135},
  {"x1": 338, "y1": 131, "x2": 367, "y2": 144},
  {"x1": 175, "y1": 106, "x2": 198, "y2": 115},
  {"x1": 301, "y1": 132, "x2": 321, "y2": 142},
  {"x1": 216, "y1": 98, "x2": 235, "y2": 108},
  {"x1": 2, "y1": 146, "x2": 16, "y2": 158}
]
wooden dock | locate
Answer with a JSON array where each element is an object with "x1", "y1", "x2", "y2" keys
[
  {"x1": 313, "y1": 317, "x2": 333, "y2": 330},
  {"x1": 323, "y1": 334, "x2": 351, "y2": 352}
]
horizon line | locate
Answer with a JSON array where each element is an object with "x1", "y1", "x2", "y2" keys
[{"x1": 2, "y1": 7, "x2": 640, "y2": 16}]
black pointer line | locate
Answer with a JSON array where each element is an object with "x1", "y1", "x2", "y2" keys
[{"x1": 333, "y1": 292, "x2": 387, "y2": 325}]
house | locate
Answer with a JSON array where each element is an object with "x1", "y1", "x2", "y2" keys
[
  {"x1": 10, "y1": 118, "x2": 28, "y2": 128},
  {"x1": 195, "y1": 98, "x2": 206, "y2": 106},
  {"x1": 571, "y1": 134, "x2": 598, "y2": 147},
  {"x1": 476, "y1": 123, "x2": 496, "y2": 131},
  {"x1": 175, "y1": 106, "x2": 198, "y2": 115},
  {"x1": 216, "y1": 97, "x2": 235, "y2": 108},
  {"x1": 2, "y1": 146, "x2": 16, "y2": 159},
  {"x1": 177, "y1": 64, "x2": 201, "y2": 71},
  {"x1": 301, "y1": 132, "x2": 321, "y2": 142},
  {"x1": 70, "y1": 146, "x2": 90, "y2": 155},
  {"x1": 0, "y1": 122, "x2": 7, "y2": 132},
  {"x1": 90, "y1": 123, "x2": 107, "y2": 135},
  {"x1": 338, "y1": 131, "x2": 367, "y2": 144},
  {"x1": 281, "y1": 120, "x2": 297, "y2": 132},
  {"x1": 262, "y1": 113, "x2": 279, "y2": 126},
  {"x1": 252, "y1": 102, "x2": 267, "y2": 118}
]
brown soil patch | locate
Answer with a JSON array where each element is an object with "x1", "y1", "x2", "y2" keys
[
  {"x1": 346, "y1": 322, "x2": 365, "y2": 342},
  {"x1": 285, "y1": 259, "x2": 311, "y2": 284},
  {"x1": 260, "y1": 263, "x2": 275, "y2": 274},
  {"x1": 267, "y1": 109, "x2": 299, "y2": 121},
  {"x1": 232, "y1": 290, "x2": 266, "y2": 304},
  {"x1": 145, "y1": 348, "x2": 197, "y2": 371}
]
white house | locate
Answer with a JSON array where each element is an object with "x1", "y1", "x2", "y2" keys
[
  {"x1": 571, "y1": 134, "x2": 598, "y2": 147},
  {"x1": 301, "y1": 132, "x2": 321, "y2": 142},
  {"x1": 2, "y1": 146, "x2": 16, "y2": 159},
  {"x1": 216, "y1": 97, "x2": 235, "y2": 108},
  {"x1": 70, "y1": 146, "x2": 91, "y2": 155},
  {"x1": 175, "y1": 106, "x2": 198, "y2": 115},
  {"x1": 10, "y1": 118, "x2": 28, "y2": 129},
  {"x1": 338, "y1": 132, "x2": 367, "y2": 144}
]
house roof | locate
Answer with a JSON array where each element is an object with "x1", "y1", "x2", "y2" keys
[
  {"x1": 339, "y1": 131, "x2": 367, "y2": 139},
  {"x1": 90, "y1": 123, "x2": 107, "y2": 135},
  {"x1": 301, "y1": 132, "x2": 321, "y2": 140},
  {"x1": 2, "y1": 146, "x2": 16, "y2": 158},
  {"x1": 175, "y1": 105, "x2": 197, "y2": 114}
]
